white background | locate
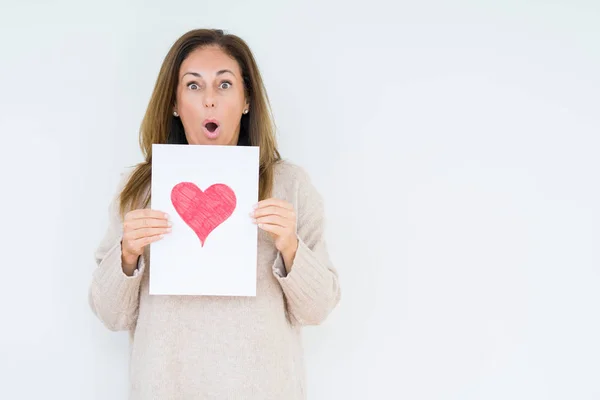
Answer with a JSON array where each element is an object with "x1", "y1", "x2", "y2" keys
[{"x1": 1, "y1": 0, "x2": 599, "y2": 399}]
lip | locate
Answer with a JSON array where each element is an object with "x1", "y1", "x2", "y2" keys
[{"x1": 202, "y1": 118, "x2": 221, "y2": 140}]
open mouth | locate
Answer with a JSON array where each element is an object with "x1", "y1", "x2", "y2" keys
[
  {"x1": 205, "y1": 122, "x2": 219, "y2": 133},
  {"x1": 203, "y1": 121, "x2": 221, "y2": 139}
]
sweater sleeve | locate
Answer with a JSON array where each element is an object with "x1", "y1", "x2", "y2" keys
[
  {"x1": 88, "y1": 171, "x2": 146, "y2": 332},
  {"x1": 272, "y1": 167, "x2": 341, "y2": 326}
]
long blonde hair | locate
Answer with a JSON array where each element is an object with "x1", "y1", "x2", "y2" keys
[{"x1": 119, "y1": 29, "x2": 281, "y2": 217}]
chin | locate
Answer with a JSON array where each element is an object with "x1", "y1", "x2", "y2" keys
[{"x1": 186, "y1": 134, "x2": 236, "y2": 146}]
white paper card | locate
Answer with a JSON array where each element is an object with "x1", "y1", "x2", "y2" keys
[{"x1": 149, "y1": 144, "x2": 259, "y2": 296}]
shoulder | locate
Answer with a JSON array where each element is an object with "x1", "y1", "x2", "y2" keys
[
  {"x1": 272, "y1": 159, "x2": 324, "y2": 211},
  {"x1": 117, "y1": 166, "x2": 136, "y2": 186},
  {"x1": 112, "y1": 165, "x2": 137, "y2": 197},
  {"x1": 109, "y1": 164, "x2": 146, "y2": 213},
  {"x1": 273, "y1": 159, "x2": 315, "y2": 192}
]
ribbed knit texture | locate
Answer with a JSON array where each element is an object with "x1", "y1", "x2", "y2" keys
[{"x1": 88, "y1": 160, "x2": 341, "y2": 400}]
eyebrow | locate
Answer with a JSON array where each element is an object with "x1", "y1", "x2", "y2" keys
[{"x1": 182, "y1": 69, "x2": 236, "y2": 79}]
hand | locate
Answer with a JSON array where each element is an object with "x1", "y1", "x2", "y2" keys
[
  {"x1": 121, "y1": 209, "x2": 171, "y2": 270},
  {"x1": 251, "y1": 198, "x2": 299, "y2": 265}
]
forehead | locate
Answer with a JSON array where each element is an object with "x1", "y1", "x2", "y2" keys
[{"x1": 179, "y1": 45, "x2": 241, "y2": 78}]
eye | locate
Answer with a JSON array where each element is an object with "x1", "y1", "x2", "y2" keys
[
  {"x1": 187, "y1": 82, "x2": 200, "y2": 90},
  {"x1": 219, "y1": 81, "x2": 232, "y2": 89}
]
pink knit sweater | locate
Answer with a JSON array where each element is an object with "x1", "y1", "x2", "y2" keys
[{"x1": 88, "y1": 160, "x2": 341, "y2": 399}]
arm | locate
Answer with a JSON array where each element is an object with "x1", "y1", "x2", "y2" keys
[
  {"x1": 271, "y1": 168, "x2": 341, "y2": 326},
  {"x1": 88, "y1": 172, "x2": 146, "y2": 331}
]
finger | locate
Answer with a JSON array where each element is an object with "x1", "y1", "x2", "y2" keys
[
  {"x1": 255, "y1": 198, "x2": 293, "y2": 211},
  {"x1": 125, "y1": 217, "x2": 172, "y2": 231},
  {"x1": 125, "y1": 227, "x2": 172, "y2": 241},
  {"x1": 257, "y1": 222, "x2": 285, "y2": 236},
  {"x1": 129, "y1": 233, "x2": 165, "y2": 250},
  {"x1": 253, "y1": 214, "x2": 290, "y2": 228},
  {"x1": 251, "y1": 205, "x2": 294, "y2": 219},
  {"x1": 125, "y1": 209, "x2": 169, "y2": 222}
]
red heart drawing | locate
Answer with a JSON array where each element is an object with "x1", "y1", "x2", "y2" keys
[{"x1": 170, "y1": 182, "x2": 237, "y2": 246}]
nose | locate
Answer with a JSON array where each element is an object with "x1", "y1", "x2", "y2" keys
[{"x1": 203, "y1": 91, "x2": 216, "y2": 108}]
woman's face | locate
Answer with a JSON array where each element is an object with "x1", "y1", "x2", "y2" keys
[{"x1": 175, "y1": 45, "x2": 249, "y2": 145}]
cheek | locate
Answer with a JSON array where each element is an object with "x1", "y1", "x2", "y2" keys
[
  {"x1": 216, "y1": 100, "x2": 240, "y2": 123},
  {"x1": 179, "y1": 92, "x2": 201, "y2": 113}
]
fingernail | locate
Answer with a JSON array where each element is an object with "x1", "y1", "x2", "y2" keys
[
  {"x1": 166, "y1": 228, "x2": 172, "y2": 233},
  {"x1": 164, "y1": 213, "x2": 169, "y2": 219},
  {"x1": 167, "y1": 221, "x2": 173, "y2": 227},
  {"x1": 252, "y1": 203, "x2": 258, "y2": 209}
]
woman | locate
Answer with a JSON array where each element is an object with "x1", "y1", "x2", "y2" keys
[{"x1": 88, "y1": 28, "x2": 341, "y2": 399}]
